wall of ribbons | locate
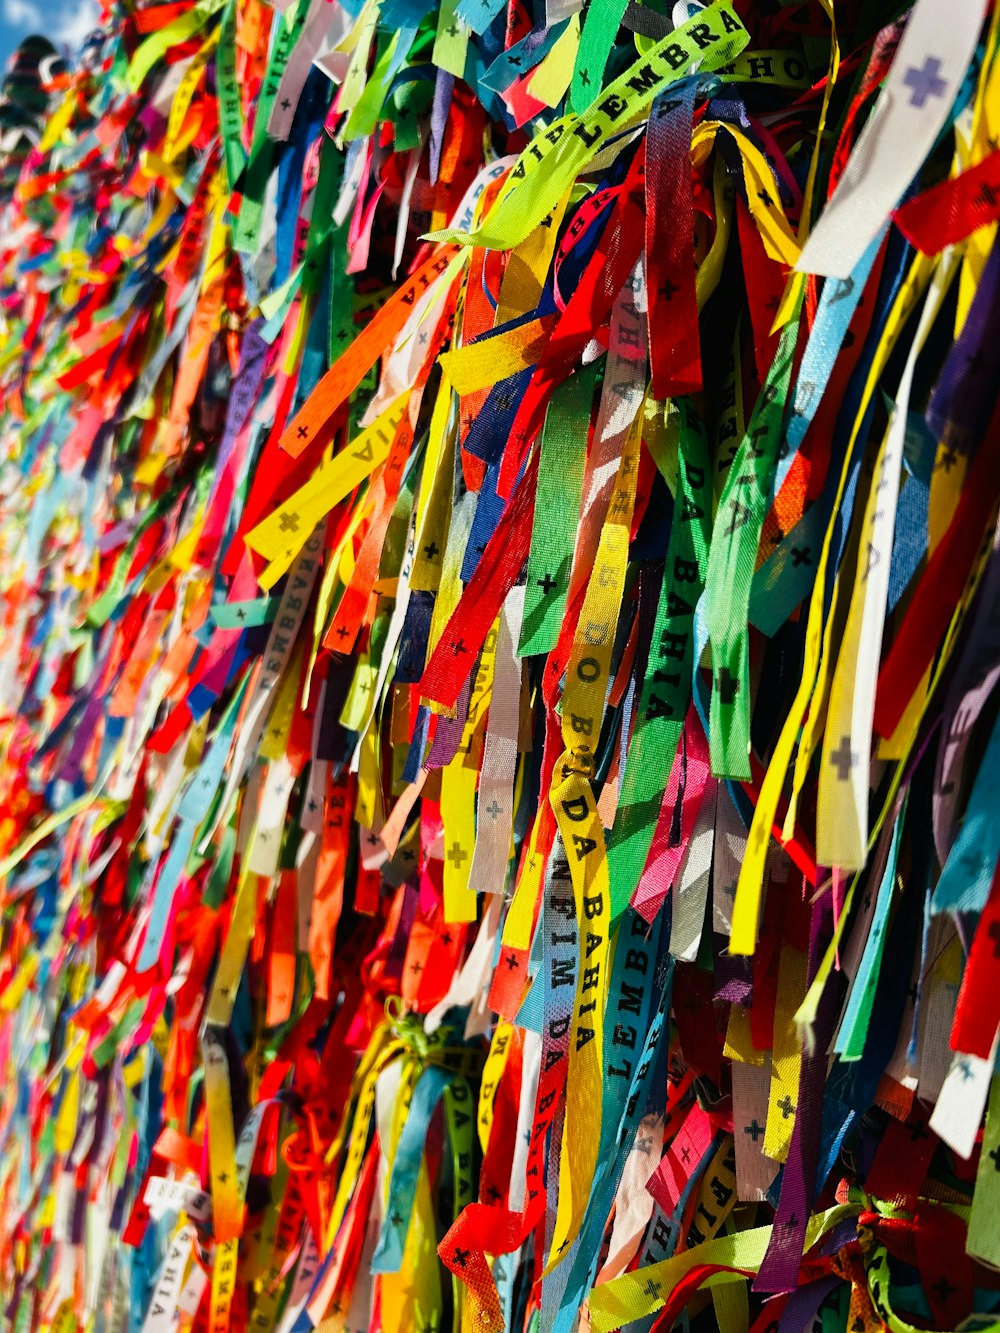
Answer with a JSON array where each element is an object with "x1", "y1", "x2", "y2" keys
[{"x1": 1, "y1": 0, "x2": 1000, "y2": 1329}]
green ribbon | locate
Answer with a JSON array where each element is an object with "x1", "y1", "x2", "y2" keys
[
  {"x1": 216, "y1": 0, "x2": 246, "y2": 194},
  {"x1": 608, "y1": 399, "x2": 711, "y2": 918},
  {"x1": 518, "y1": 362, "x2": 599, "y2": 657},
  {"x1": 704, "y1": 297, "x2": 802, "y2": 778}
]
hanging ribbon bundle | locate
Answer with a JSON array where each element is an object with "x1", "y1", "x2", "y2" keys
[{"x1": 4, "y1": 0, "x2": 1000, "y2": 1328}]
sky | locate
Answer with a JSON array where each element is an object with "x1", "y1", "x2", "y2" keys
[{"x1": 0, "y1": 0, "x2": 101, "y2": 73}]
